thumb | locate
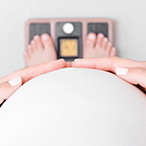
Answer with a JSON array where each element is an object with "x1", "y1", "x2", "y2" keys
[
  {"x1": 0, "y1": 76, "x2": 22, "y2": 105},
  {"x1": 115, "y1": 67, "x2": 146, "y2": 90}
]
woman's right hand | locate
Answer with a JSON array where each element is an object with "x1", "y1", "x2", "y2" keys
[{"x1": 72, "y1": 57, "x2": 146, "y2": 93}]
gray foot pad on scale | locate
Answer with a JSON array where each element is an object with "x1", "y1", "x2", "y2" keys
[
  {"x1": 29, "y1": 23, "x2": 50, "y2": 42},
  {"x1": 88, "y1": 23, "x2": 108, "y2": 38}
]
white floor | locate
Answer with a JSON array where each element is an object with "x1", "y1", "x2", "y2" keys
[{"x1": 0, "y1": 0, "x2": 146, "y2": 77}]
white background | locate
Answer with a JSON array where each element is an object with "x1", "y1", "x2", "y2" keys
[{"x1": 0, "y1": 0, "x2": 146, "y2": 77}]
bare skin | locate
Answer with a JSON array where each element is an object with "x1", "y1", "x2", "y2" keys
[
  {"x1": 0, "y1": 59, "x2": 67, "y2": 105},
  {"x1": 24, "y1": 33, "x2": 116, "y2": 67},
  {"x1": 0, "y1": 33, "x2": 117, "y2": 106},
  {"x1": 83, "y1": 33, "x2": 116, "y2": 58},
  {"x1": 24, "y1": 34, "x2": 57, "y2": 67},
  {"x1": 72, "y1": 57, "x2": 146, "y2": 93}
]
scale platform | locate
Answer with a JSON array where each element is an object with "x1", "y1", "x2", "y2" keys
[{"x1": 25, "y1": 18, "x2": 113, "y2": 61}]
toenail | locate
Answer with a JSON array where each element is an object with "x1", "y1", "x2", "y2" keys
[
  {"x1": 42, "y1": 34, "x2": 49, "y2": 40},
  {"x1": 31, "y1": 41, "x2": 34, "y2": 44},
  {"x1": 108, "y1": 42, "x2": 112, "y2": 45},
  {"x1": 104, "y1": 38, "x2": 108, "y2": 41},
  {"x1": 112, "y1": 47, "x2": 116, "y2": 51},
  {"x1": 34, "y1": 35, "x2": 39, "y2": 39},
  {"x1": 98, "y1": 33, "x2": 104, "y2": 37},
  {"x1": 28, "y1": 45, "x2": 31, "y2": 48},
  {"x1": 88, "y1": 33, "x2": 96, "y2": 40}
]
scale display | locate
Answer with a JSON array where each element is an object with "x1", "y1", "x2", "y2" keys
[{"x1": 60, "y1": 39, "x2": 78, "y2": 57}]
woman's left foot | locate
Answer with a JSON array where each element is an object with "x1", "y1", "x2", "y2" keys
[{"x1": 83, "y1": 33, "x2": 116, "y2": 58}]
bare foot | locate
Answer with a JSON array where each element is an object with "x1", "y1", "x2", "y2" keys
[
  {"x1": 83, "y1": 33, "x2": 116, "y2": 58},
  {"x1": 24, "y1": 33, "x2": 57, "y2": 67}
]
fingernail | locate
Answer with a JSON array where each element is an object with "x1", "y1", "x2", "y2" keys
[
  {"x1": 115, "y1": 67, "x2": 129, "y2": 75},
  {"x1": 8, "y1": 76, "x2": 22, "y2": 86},
  {"x1": 42, "y1": 34, "x2": 49, "y2": 40},
  {"x1": 58, "y1": 59, "x2": 65, "y2": 61},
  {"x1": 88, "y1": 33, "x2": 96, "y2": 40},
  {"x1": 74, "y1": 59, "x2": 81, "y2": 62},
  {"x1": 72, "y1": 62, "x2": 75, "y2": 66}
]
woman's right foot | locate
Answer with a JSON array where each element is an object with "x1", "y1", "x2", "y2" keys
[
  {"x1": 24, "y1": 33, "x2": 57, "y2": 67},
  {"x1": 83, "y1": 33, "x2": 116, "y2": 58}
]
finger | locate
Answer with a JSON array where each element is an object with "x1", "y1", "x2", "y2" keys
[
  {"x1": 65, "y1": 62, "x2": 72, "y2": 67},
  {"x1": 0, "y1": 76, "x2": 22, "y2": 105},
  {"x1": 115, "y1": 67, "x2": 146, "y2": 89},
  {"x1": 72, "y1": 57, "x2": 146, "y2": 73},
  {"x1": 0, "y1": 59, "x2": 66, "y2": 84},
  {"x1": 72, "y1": 58, "x2": 114, "y2": 71}
]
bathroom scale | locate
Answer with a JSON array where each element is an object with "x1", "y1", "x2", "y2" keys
[{"x1": 25, "y1": 18, "x2": 113, "y2": 61}]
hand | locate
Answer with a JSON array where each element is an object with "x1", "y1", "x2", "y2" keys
[
  {"x1": 72, "y1": 57, "x2": 146, "y2": 92},
  {"x1": 0, "y1": 59, "x2": 67, "y2": 105}
]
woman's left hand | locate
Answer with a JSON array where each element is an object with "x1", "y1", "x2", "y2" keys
[{"x1": 0, "y1": 59, "x2": 67, "y2": 105}]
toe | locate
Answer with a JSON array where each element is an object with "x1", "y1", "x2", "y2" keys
[
  {"x1": 41, "y1": 33, "x2": 57, "y2": 60},
  {"x1": 41, "y1": 33, "x2": 54, "y2": 49},
  {"x1": 34, "y1": 35, "x2": 43, "y2": 50},
  {"x1": 27, "y1": 45, "x2": 33, "y2": 57},
  {"x1": 110, "y1": 47, "x2": 116, "y2": 57},
  {"x1": 106, "y1": 42, "x2": 112, "y2": 55},
  {"x1": 31, "y1": 40, "x2": 37, "y2": 51},
  {"x1": 101, "y1": 37, "x2": 108, "y2": 50},
  {"x1": 95, "y1": 33, "x2": 104, "y2": 48},
  {"x1": 85, "y1": 33, "x2": 96, "y2": 48}
]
